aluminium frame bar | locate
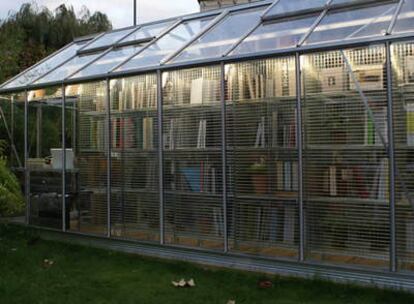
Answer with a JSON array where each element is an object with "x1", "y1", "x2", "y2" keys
[
  {"x1": 220, "y1": 62, "x2": 228, "y2": 253},
  {"x1": 62, "y1": 84, "x2": 67, "y2": 232},
  {"x1": 387, "y1": 0, "x2": 405, "y2": 35},
  {"x1": 161, "y1": 10, "x2": 230, "y2": 65},
  {"x1": 157, "y1": 70, "x2": 165, "y2": 245},
  {"x1": 385, "y1": 41, "x2": 397, "y2": 272},
  {"x1": 297, "y1": 8, "x2": 329, "y2": 47},
  {"x1": 24, "y1": 90, "x2": 29, "y2": 225},
  {"x1": 106, "y1": 78, "x2": 112, "y2": 238},
  {"x1": 295, "y1": 53, "x2": 305, "y2": 262}
]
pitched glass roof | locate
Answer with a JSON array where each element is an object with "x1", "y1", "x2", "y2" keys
[
  {"x1": 171, "y1": 6, "x2": 266, "y2": 63},
  {"x1": 0, "y1": 0, "x2": 413, "y2": 92},
  {"x1": 82, "y1": 28, "x2": 136, "y2": 51},
  {"x1": 305, "y1": 2, "x2": 397, "y2": 45},
  {"x1": 116, "y1": 15, "x2": 216, "y2": 72},
  {"x1": 70, "y1": 21, "x2": 173, "y2": 79},
  {"x1": 2, "y1": 40, "x2": 90, "y2": 89},
  {"x1": 393, "y1": 0, "x2": 414, "y2": 34},
  {"x1": 232, "y1": 13, "x2": 319, "y2": 55},
  {"x1": 263, "y1": 0, "x2": 329, "y2": 19}
]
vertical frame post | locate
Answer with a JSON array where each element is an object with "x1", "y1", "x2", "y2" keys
[
  {"x1": 24, "y1": 89, "x2": 29, "y2": 225},
  {"x1": 295, "y1": 53, "x2": 305, "y2": 262},
  {"x1": 106, "y1": 78, "x2": 112, "y2": 238},
  {"x1": 386, "y1": 41, "x2": 397, "y2": 272},
  {"x1": 220, "y1": 62, "x2": 228, "y2": 253},
  {"x1": 62, "y1": 84, "x2": 67, "y2": 232},
  {"x1": 157, "y1": 70, "x2": 165, "y2": 245}
]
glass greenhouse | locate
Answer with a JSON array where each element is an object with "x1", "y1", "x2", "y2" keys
[{"x1": 1, "y1": 0, "x2": 414, "y2": 288}]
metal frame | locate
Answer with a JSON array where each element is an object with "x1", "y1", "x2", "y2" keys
[
  {"x1": 295, "y1": 53, "x2": 304, "y2": 262},
  {"x1": 62, "y1": 84, "x2": 67, "y2": 232},
  {"x1": 385, "y1": 41, "x2": 397, "y2": 272},
  {"x1": 106, "y1": 78, "x2": 112, "y2": 238},
  {"x1": 262, "y1": 0, "x2": 330, "y2": 23},
  {"x1": 157, "y1": 70, "x2": 165, "y2": 245},
  {"x1": 24, "y1": 90, "x2": 29, "y2": 225},
  {"x1": 387, "y1": 0, "x2": 405, "y2": 35},
  {"x1": 220, "y1": 62, "x2": 228, "y2": 253}
]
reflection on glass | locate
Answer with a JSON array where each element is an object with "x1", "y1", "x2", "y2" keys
[
  {"x1": 305, "y1": 3, "x2": 396, "y2": 45},
  {"x1": 393, "y1": 0, "x2": 414, "y2": 34},
  {"x1": 172, "y1": 7, "x2": 264, "y2": 63},
  {"x1": 2, "y1": 42, "x2": 88, "y2": 89},
  {"x1": 35, "y1": 53, "x2": 102, "y2": 84},
  {"x1": 232, "y1": 14, "x2": 318, "y2": 55},
  {"x1": 117, "y1": 16, "x2": 216, "y2": 72},
  {"x1": 83, "y1": 28, "x2": 135, "y2": 51},
  {"x1": 71, "y1": 46, "x2": 141, "y2": 79},
  {"x1": 119, "y1": 21, "x2": 173, "y2": 44},
  {"x1": 265, "y1": 0, "x2": 328, "y2": 18}
]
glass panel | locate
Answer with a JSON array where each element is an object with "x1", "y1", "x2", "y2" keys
[
  {"x1": 0, "y1": 92, "x2": 26, "y2": 220},
  {"x1": 83, "y1": 28, "x2": 135, "y2": 51},
  {"x1": 35, "y1": 53, "x2": 102, "y2": 85},
  {"x1": 117, "y1": 16, "x2": 216, "y2": 72},
  {"x1": 120, "y1": 21, "x2": 174, "y2": 44},
  {"x1": 393, "y1": 0, "x2": 414, "y2": 34},
  {"x1": 27, "y1": 87, "x2": 63, "y2": 229},
  {"x1": 2, "y1": 42, "x2": 87, "y2": 89},
  {"x1": 225, "y1": 58, "x2": 298, "y2": 259},
  {"x1": 232, "y1": 14, "x2": 318, "y2": 56},
  {"x1": 71, "y1": 45, "x2": 141, "y2": 79},
  {"x1": 66, "y1": 81, "x2": 108, "y2": 235},
  {"x1": 391, "y1": 41, "x2": 414, "y2": 272},
  {"x1": 302, "y1": 45, "x2": 390, "y2": 268},
  {"x1": 265, "y1": 0, "x2": 328, "y2": 18},
  {"x1": 172, "y1": 8, "x2": 264, "y2": 63},
  {"x1": 305, "y1": 3, "x2": 396, "y2": 45},
  {"x1": 162, "y1": 66, "x2": 223, "y2": 250},
  {"x1": 331, "y1": 0, "x2": 374, "y2": 5},
  {"x1": 109, "y1": 75, "x2": 159, "y2": 241}
]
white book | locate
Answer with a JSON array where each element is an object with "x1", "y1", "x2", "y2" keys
[
  {"x1": 190, "y1": 78, "x2": 204, "y2": 105},
  {"x1": 143, "y1": 117, "x2": 154, "y2": 150}
]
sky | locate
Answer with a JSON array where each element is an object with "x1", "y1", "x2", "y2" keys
[{"x1": 0, "y1": 0, "x2": 200, "y2": 29}]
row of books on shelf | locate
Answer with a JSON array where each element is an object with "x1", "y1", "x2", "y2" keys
[
  {"x1": 114, "y1": 81, "x2": 157, "y2": 111},
  {"x1": 322, "y1": 159, "x2": 389, "y2": 200},
  {"x1": 255, "y1": 112, "x2": 297, "y2": 148},
  {"x1": 167, "y1": 161, "x2": 219, "y2": 194},
  {"x1": 276, "y1": 161, "x2": 299, "y2": 192},
  {"x1": 86, "y1": 117, "x2": 155, "y2": 150}
]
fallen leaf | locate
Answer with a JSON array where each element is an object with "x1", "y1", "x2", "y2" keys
[
  {"x1": 187, "y1": 279, "x2": 195, "y2": 287},
  {"x1": 11, "y1": 248, "x2": 17, "y2": 251},
  {"x1": 258, "y1": 279, "x2": 273, "y2": 289},
  {"x1": 227, "y1": 300, "x2": 236, "y2": 304}
]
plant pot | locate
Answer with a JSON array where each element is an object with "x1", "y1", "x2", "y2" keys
[{"x1": 252, "y1": 174, "x2": 268, "y2": 195}]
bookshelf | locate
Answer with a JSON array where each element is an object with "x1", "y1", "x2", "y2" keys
[
  {"x1": 109, "y1": 75, "x2": 160, "y2": 242},
  {"x1": 302, "y1": 46, "x2": 391, "y2": 267},
  {"x1": 391, "y1": 41, "x2": 414, "y2": 272},
  {"x1": 66, "y1": 82, "x2": 109, "y2": 236},
  {"x1": 162, "y1": 66, "x2": 224, "y2": 250},
  {"x1": 225, "y1": 57, "x2": 299, "y2": 259}
]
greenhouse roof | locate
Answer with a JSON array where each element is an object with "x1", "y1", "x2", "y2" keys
[{"x1": 1, "y1": 0, "x2": 413, "y2": 92}]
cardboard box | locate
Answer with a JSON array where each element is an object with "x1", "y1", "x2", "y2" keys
[{"x1": 350, "y1": 64, "x2": 384, "y2": 91}]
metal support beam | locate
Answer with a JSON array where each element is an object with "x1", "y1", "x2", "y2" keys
[
  {"x1": 387, "y1": 0, "x2": 404, "y2": 35},
  {"x1": 24, "y1": 90, "x2": 29, "y2": 225},
  {"x1": 295, "y1": 53, "x2": 305, "y2": 262},
  {"x1": 62, "y1": 84, "x2": 67, "y2": 232},
  {"x1": 106, "y1": 79, "x2": 112, "y2": 238},
  {"x1": 386, "y1": 41, "x2": 397, "y2": 272},
  {"x1": 134, "y1": 0, "x2": 137, "y2": 26},
  {"x1": 157, "y1": 70, "x2": 165, "y2": 245},
  {"x1": 220, "y1": 62, "x2": 228, "y2": 253}
]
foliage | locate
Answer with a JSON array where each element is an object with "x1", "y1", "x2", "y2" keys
[
  {"x1": 0, "y1": 156, "x2": 24, "y2": 217},
  {"x1": 1, "y1": 224, "x2": 414, "y2": 304},
  {"x1": 0, "y1": 2, "x2": 112, "y2": 84}
]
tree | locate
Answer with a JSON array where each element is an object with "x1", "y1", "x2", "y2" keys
[{"x1": 0, "y1": 2, "x2": 112, "y2": 84}]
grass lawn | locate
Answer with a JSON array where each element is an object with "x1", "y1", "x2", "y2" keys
[{"x1": 1, "y1": 224, "x2": 414, "y2": 304}]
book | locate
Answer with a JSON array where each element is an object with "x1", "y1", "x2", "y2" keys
[
  {"x1": 197, "y1": 119, "x2": 207, "y2": 149},
  {"x1": 143, "y1": 117, "x2": 154, "y2": 150},
  {"x1": 255, "y1": 116, "x2": 266, "y2": 148}
]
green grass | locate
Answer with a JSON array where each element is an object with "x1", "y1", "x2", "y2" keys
[{"x1": 0, "y1": 224, "x2": 413, "y2": 304}]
